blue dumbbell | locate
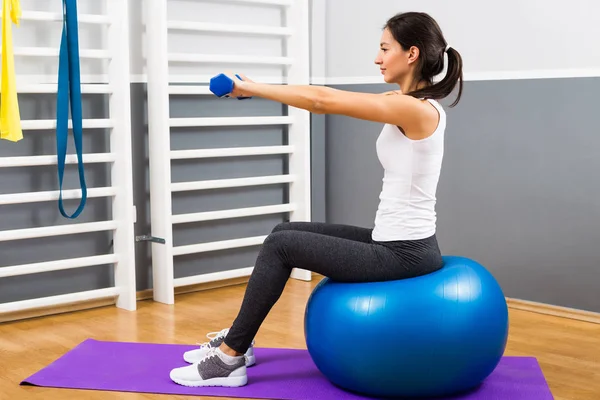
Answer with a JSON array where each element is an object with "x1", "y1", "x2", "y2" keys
[{"x1": 209, "y1": 73, "x2": 252, "y2": 99}]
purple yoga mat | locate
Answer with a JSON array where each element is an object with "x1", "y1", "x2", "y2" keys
[{"x1": 21, "y1": 338, "x2": 554, "y2": 399}]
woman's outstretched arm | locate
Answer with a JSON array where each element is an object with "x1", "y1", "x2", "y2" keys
[{"x1": 228, "y1": 74, "x2": 434, "y2": 134}]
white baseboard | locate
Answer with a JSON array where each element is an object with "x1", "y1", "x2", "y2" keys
[{"x1": 507, "y1": 298, "x2": 600, "y2": 325}]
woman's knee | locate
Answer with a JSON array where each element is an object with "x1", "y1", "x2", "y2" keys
[
  {"x1": 258, "y1": 230, "x2": 294, "y2": 265},
  {"x1": 271, "y1": 222, "x2": 292, "y2": 233},
  {"x1": 263, "y1": 230, "x2": 290, "y2": 248}
]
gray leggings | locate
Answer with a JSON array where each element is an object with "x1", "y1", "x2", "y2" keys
[{"x1": 224, "y1": 221, "x2": 443, "y2": 354}]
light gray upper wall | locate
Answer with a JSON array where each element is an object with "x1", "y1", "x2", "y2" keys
[
  {"x1": 325, "y1": 78, "x2": 600, "y2": 313},
  {"x1": 308, "y1": 0, "x2": 326, "y2": 82},
  {"x1": 323, "y1": 0, "x2": 600, "y2": 80}
]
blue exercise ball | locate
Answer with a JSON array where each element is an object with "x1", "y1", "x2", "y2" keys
[{"x1": 304, "y1": 256, "x2": 509, "y2": 398}]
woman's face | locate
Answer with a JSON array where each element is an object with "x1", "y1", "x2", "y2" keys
[{"x1": 374, "y1": 28, "x2": 416, "y2": 84}]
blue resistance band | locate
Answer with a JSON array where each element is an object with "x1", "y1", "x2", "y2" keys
[{"x1": 56, "y1": 0, "x2": 86, "y2": 218}]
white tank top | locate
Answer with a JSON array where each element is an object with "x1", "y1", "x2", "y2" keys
[{"x1": 371, "y1": 99, "x2": 446, "y2": 241}]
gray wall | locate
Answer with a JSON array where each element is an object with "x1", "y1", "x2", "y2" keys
[{"x1": 325, "y1": 78, "x2": 600, "y2": 313}]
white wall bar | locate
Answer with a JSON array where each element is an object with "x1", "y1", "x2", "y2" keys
[
  {"x1": 106, "y1": 0, "x2": 138, "y2": 311},
  {"x1": 21, "y1": 11, "x2": 111, "y2": 24},
  {"x1": 172, "y1": 203, "x2": 296, "y2": 224},
  {"x1": 0, "y1": 255, "x2": 119, "y2": 278},
  {"x1": 0, "y1": 221, "x2": 117, "y2": 242},
  {"x1": 168, "y1": 53, "x2": 292, "y2": 65},
  {"x1": 0, "y1": 153, "x2": 115, "y2": 168},
  {"x1": 174, "y1": 266, "x2": 254, "y2": 288},
  {"x1": 170, "y1": 116, "x2": 293, "y2": 127},
  {"x1": 10, "y1": 47, "x2": 110, "y2": 59},
  {"x1": 283, "y1": 0, "x2": 312, "y2": 281},
  {"x1": 145, "y1": 0, "x2": 175, "y2": 305},
  {"x1": 170, "y1": 145, "x2": 293, "y2": 160},
  {"x1": 167, "y1": 75, "x2": 289, "y2": 85},
  {"x1": 168, "y1": 85, "x2": 211, "y2": 95},
  {"x1": 9, "y1": 83, "x2": 113, "y2": 94},
  {"x1": 0, "y1": 288, "x2": 119, "y2": 314},
  {"x1": 201, "y1": 0, "x2": 293, "y2": 6},
  {"x1": 171, "y1": 174, "x2": 295, "y2": 192},
  {"x1": 0, "y1": 187, "x2": 116, "y2": 206},
  {"x1": 167, "y1": 21, "x2": 293, "y2": 37},
  {"x1": 21, "y1": 118, "x2": 113, "y2": 130},
  {"x1": 173, "y1": 235, "x2": 267, "y2": 256}
]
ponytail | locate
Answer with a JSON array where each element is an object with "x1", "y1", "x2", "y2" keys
[
  {"x1": 407, "y1": 47, "x2": 464, "y2": 108},
  {"x1": 384, "y1": 12, "x2": 464, "y2": 107}
]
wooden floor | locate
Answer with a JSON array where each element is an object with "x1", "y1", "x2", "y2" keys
[{"x1": 1, "y1": 277, "x2": 599, "y2": 400}]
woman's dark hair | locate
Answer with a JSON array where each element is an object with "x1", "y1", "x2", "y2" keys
[{"x1": 384, "y1": 12, "x2": 463, "y2": 107}]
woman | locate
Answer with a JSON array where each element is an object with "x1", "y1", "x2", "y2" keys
[{"x1": 170, "y1": 11, "x2": 463, "y2": 388}]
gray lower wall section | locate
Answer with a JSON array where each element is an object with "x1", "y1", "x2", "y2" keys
[
  {"x1": 310, "y1": 113, "x2": 327, "y2": 223},
  {"x1": 325, "y1": 78, "x2": 600, "y2": 313}
]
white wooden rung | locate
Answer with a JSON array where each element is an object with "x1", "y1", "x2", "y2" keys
[
  {"x1": 170, "y1": 145, "x2": 294, "y2": 160},
  {"x1": 173, "y1": 235, "x2": 267, "y2": 256},
  {"x1": 168, "y1": 53, "x2": 292, "y2": 65},
  {"x1": 0, "y1": 221, "x2": 118, "y2": 242},
  {"x1": 0, "y1": 287, "x2": 119, "y2": 314},
  {"x1": 0, "y1": 254, "x2": 119, "y2": 278},
  {"x1": 169, "y1": 76, "x2": 289, "y2": 85},
  {"x1": 21, "y1": 11, "x2": 111, "y2": 24},
  {"x1": 167, "y1": 21, "x2": 293, "y2": 37},
  {"x1": 169, "y1": 83, "x2": 290, "y2": 95},
  {"x1": 174, "y1": 266, "x2": 254, "y2": 288},
  {"x1": 169, "y1": 85, "x2": 211, "y2": 95},
  {"x1": 0, "y1": 153, "x2": 116, "y2": 168},
  {"x1": 171, "y1": 174, "x2": 296, "y2": 192},
  {"x1": 9, "y1": 83, "x2": 112, "y2": 94},
  {"x1": 0, "y1": 187, "x2": 116, "y2": 206},
  {"x1": 170, "y1": 116, "x2": 293, "y2": 127},
  {"x1": 11, "y1": 47, "x2": 110, "y2": 59},
  {"x1": 21, "y1": 118, "x2": 113, "y2": 130},
  {"x1": 202, "y1": 0, "x2": 293, "y2": 6},
  {"x1": 172, "y1": 203, "x2": 296, "y2": 224}
]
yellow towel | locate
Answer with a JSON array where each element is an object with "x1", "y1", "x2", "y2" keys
[{"x1": 1, "y1": 0, "x2": 22, "y2": 142}]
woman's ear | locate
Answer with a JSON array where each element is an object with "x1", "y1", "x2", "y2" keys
[{"x1": 407, "y1": 46, "x2": 420, "y2": 65}]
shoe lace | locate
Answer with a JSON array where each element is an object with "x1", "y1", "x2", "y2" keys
[
  {"x1": 195, "y1": 328, "x2": 229, "y2": 349},
  {"x1": 198, "y1": 346, "x2": 219, "y2": 366}
]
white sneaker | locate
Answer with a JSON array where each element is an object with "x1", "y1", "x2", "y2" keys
[
  {"x1": 171, "y1": 347, "x2": 248, "y2": 388},
  {"x1": 183, "y1": 328, "x2": 256, "y2": 367}
]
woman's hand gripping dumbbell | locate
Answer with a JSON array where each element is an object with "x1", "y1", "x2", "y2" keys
[{"x1": 209, "y1": 72, "x2": 253, "y2": 100}]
